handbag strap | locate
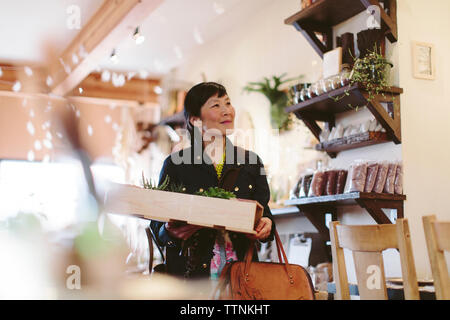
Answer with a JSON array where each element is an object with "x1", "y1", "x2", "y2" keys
[
  {"x1": 243, "y1": 228, "x2": 292, "y2": 282},
  {"x1": 211, "y1": 263, "x2": 233, "y2": 299},
  {"x1": 147, "y1": 225, "x2": 166, "y2": 264}
]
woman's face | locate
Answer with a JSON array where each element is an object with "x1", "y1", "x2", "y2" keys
[{"x1": 190, "y1": 93, "x2": 235, "y2": 135}]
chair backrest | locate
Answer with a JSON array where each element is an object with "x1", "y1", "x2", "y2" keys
[
  {"x1": 330, "y1": 219, "x2": 419, "y2": 300},
  {"x1": 423, "y1": 215, "x2": 450, "y2": 300}
]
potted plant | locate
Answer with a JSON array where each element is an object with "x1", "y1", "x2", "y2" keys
[
  {"x1": 243, "y1": 73, "x2": 303, "y2": 132},
  {"x1": 330, "y1": 45, "x2": 394, "y2": 111}
]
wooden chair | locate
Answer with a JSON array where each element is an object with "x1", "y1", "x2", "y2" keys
[
  {"x1": 330, "y1": 219, "x2": 420, "y2": 300},
  {"x1": 423, "y1": 215, "x2": 450, "y2": 299}
]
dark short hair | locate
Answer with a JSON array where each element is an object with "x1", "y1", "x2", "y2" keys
[{"x1": 183, "y1": 82, "x2": 228, "y2": 138}]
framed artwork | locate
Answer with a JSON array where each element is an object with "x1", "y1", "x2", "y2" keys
[{"x1": 412, "y1": 41, "x2": 435, "y2": 80}]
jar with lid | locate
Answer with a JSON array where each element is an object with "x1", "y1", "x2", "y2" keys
[
  {"x1": 307, "y1": 83, "x2": 318, "y2": 99},
  {"x1": 299, "y1": 83, "x2": 311, "y2": 102},
  {"x1": 340, "y1": 64, "x2": 352, "y2": 87}
]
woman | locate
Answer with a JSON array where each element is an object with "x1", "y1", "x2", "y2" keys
[{"x1": 150, "y1": 82, "x2": 275, "y2": 280}]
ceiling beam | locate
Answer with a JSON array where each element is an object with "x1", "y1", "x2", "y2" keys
[
  {"x1": 67, "y1": 72, "x2": 160, "y2": 103},
  {"x1": 0, "y1": 63, "x2": 48, "y2": 93},
  {"x1": 49, "y1": 0, "x2": 164, "y2": 96}
]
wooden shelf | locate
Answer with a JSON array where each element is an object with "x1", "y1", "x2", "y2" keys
[
  {"x1": 285, "y1": 0, "x2": 398, "y2": 57},
  {"x1": 285, "y1": 192, "x2": 406, "y2": 207},
  {"x1": 285, "y1": 83, "x2": 403, "y2": 158},
  {"x1": 284, "y1": 192, "x2": 406, "y2": 241},
  {"x1": 271, "y1": 206, "x2": 301, "y2": 217},
  {"x1": 315, "y1": 131, "x2": 390, "y2": 156},
  {"x1": 286, "y1": 84, "x2": 402, "y2": 118}
]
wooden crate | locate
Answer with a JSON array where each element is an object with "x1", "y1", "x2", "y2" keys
[{"x1": 103, "y1": 183, "x2": 263, "y2": 234}]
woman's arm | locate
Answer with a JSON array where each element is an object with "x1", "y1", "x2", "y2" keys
[
  {"x1": 149, "y1": 156, "x2": 180, "y2": 247},
  {"x1": 249, "y1": 155, "x2": 276, "y2": 242}
]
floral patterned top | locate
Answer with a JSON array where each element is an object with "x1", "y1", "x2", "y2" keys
[{"x1": 210, "y1": 150, "x2": 238, "y2": 280}]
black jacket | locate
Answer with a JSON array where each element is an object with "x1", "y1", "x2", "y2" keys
[{"x1": 150, "y1": 137, "x2": 275, "y2": 279}]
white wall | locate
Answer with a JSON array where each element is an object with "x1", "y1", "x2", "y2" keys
[
  {"x1": 396, "y1": 0, "x2": 450, "y2": 279},
  {"x1": 170, "y1": 0, "x2": 450, "y2": 280}
]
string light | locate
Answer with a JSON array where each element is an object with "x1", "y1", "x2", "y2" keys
[
  {"x1": 46, "y1": 76, "x2": 53, "y2": 87},
  {"x1": 12, "y1": 81, "x2": 22, "y2": 92},
  {"x1": 213, "y1": 2, "x2": 225, "y2": 15},
  {"x1": 132, "y1": 27, "x2": 145, "y2": 45},
  {"x1": 154, "y1": 86, "x2": 163, "y2": 95},
  {"x1": 101, "y1": 70, "x2": 111, "y2": 82},
  {"x1": 174, "y1": 45, "x2": 183, "y2": 60},
  {"x1": 193, "y1": 27, "x2": 204, "y2": 44},
  {"x1": 110, "y1": 49, "x2": 119, "y2": 64},
  {"x1": 24, "y1": 66, "x2": 33, "y2": 76}
]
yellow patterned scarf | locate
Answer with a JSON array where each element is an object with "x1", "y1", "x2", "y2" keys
[{"x1": 215, "y1": 149, "x2": 226, "y2": 180}]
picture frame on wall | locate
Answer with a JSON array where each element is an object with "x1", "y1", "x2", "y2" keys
[{"x1": 412, "y1": 41, "x2": 435, "y2": 80}]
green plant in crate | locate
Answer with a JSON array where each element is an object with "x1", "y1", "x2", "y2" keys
[
  {"x1": 195, "y1": 187, "x2": 236, "y2": 200},
  {"x1": 243, "y1": 73, "x2": 303, "y2": 132},
  {"x1": 330, "y1": 45, "x2": 394, "y2": 111},
  {"x1": 141, "y1": 172, "x2": 186, "y2": 193}
]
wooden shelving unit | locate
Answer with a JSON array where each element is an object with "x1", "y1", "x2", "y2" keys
[
  {"x1": 285, "y1": 83, "x2": 403, "y2": 158},
  {"x1": 281, "y1": 0, "x2": 405, "y2": 264},
  {"x1": 285, "y1": 0, "x2": 398, "y2": 58},
  {"x1": 285, "y1": 192, "x2": 406, "y2": 240}
]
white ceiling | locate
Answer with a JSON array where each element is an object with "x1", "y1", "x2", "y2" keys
[
  {"x1": 0, "y1": 0, "x2": 103, "y2": 65},
  {"x1": 0, "y1": 0, "x2": 274, "y2": 76}
]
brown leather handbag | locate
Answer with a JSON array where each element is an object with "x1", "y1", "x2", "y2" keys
[{"x1": 213, "y1": 229, "x2": 315, "y2": 300}]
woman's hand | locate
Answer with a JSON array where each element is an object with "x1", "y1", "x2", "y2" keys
[
  {"x1": 247, "y1": 217, "x2": 272, "y2": 241},
  {"x1": 165, "y1": 221, "x2": 202, "y2": 241}
]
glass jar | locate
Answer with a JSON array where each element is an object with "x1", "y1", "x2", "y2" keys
[
  {"x1": 313, "y1": 81, "x2": 325, "y2": 96},
  {"x1": 340, "y1": 66, "x2": 352, "y2": 87},
  {"x1": 299, "y1": 88, "x2": 308, "y2": 102},
  {"x1": 330, "y1": 74, "x2": 341, "y2": 90},
  {"x1": 307, "y1": 84, "x2": 317, "y2": 99},
  {"x1": 322, "y1": 77, "x2": 336, "y2": 92}
]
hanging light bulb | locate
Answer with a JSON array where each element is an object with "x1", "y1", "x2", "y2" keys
[
  {"x1": 110, "y1": 49, "x2": 119, "y2": 64},
  {"x1": 133, "y1": 27, "x2": 145, "y2": 45},
  {"x1": 193, "y1": 27, "x2": 204, "y2": 44}
]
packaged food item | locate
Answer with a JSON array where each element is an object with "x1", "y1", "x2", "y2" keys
[
  {"x1": 373, "y1": 161, "x2": 389, "y2": 193},
  {"x1": 290, "y1": 176, "x2": 303, "y2": 199},
  {"x1": 328, "y1": 127, "x2": 337, "y2": 141},
  {"x1": 383, "y1": 162, "x2": 398, "y2": 194},
  {"x1": 335, "y1": 124, "x2": 344, "y2": 139},
  {"x1": 319, "y1": 128, "x2": 330, "y2": 143},
  {"x1": 336, "y1": 170, "x2": 348, "y2": 194},
  {"x1": 364, "y1": 161, "x2": 379, "y2": 193},
  {"x1": 375, "y1": 123, "x2": 383, "y2": 132},
  {"x1": 360, "y1": 119, "x2": 371, "y2": 133},
  {"x1": 350, "y1": 126, "x2": 359, "y2": 135},
  {"x1": 344, "y1": 160, "x2": 368, "y2": 193},
  {"x1": 343, "y1": 125, "x2": 354, "y2": 137},
  {"x1": 308, "y1": 170, "x2": 327, "y2": 197},
  {"x1": 369, "y1": 119, "x2": 377, "y2": 131},
  {"x1": 325, "y1": 170, "x2": 338, "y2": 195},
  {"x1": 299, "y1": 174, "x2": 313, "y2": 198},
  {"x1": 394, "y1": 162, "x2": 403, "y2": 195}
]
